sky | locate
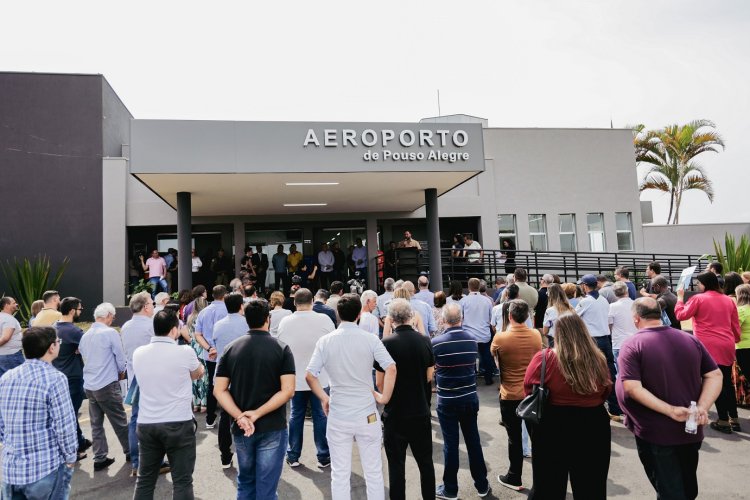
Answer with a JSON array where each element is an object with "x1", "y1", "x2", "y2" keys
[{"x1": 3, "y1": 0, "x2": 748, "y2": 224}]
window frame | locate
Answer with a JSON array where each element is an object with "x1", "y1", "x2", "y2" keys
[
  {"x1": 528, "y1": 213, "x2": 548, "y2": 252},
  {"x1": 615, "y1": 212, "x2": 635, "y2": 252},
  {"x1": 497, "y1": 214, "x2": 517, "y2": 249},
  {"x1": 558, "y1": 213, "x2": 577, "y2": 252},
  {"x1": 586, "y1": 213, "x2": 606, "y2": 252}
]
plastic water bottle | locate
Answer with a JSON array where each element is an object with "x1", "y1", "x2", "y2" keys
[{"x1": 685, "y1": 401, "x2": 698, "y2": 434}]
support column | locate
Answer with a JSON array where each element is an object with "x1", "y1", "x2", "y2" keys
[
  {"x1": 366, "y1": 217, "x2": 379, "y2": 291},
  {"x1": 425, "y1": 188, "x2": 443, "y2": 292},
  {"x1": 176, "y1": 192, "x2": 192, "y2": 291},
  {"x1": 233, "y1": 220, "x2": 245, "y2": 277}
]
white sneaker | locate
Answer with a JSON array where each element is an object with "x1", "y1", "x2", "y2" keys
[
  {"x1": 221, "y1": 460, "x2": 232, "y2": 469},
  {"x1": 205, "y1": 422, "x2": 216, "y2": 429},
  {"x1": 286, "y1": 459, "x2": 301, "y2": 468}
]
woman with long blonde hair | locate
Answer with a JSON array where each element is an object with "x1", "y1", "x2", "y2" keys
[
  {"x1": 524, "y1": 313, "x2": 612, "y2": 499},
  {"x1": 382, "y1": 287, "x2": 426, "y2": 337},
  {"x1": 187, "y1": 296, "x2": 209, "y2": 412},
  {"x1": 542, "y1": 283, "x2": 575, "y2": 347}
]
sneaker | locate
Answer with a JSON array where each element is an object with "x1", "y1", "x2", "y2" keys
[
  {"x1": 221, "y1": 459, "x2": 233, "y2": 470},
  {"x1": 729, "y1": 419, "x2": 742, "y2": 432},
  {"x1": 710, "y1": 421, "x2": 733, "y2": 434},
  {"x1": 130, "y1": 468, "x2": 137, "y2": 477},
  {"x1": 78, "y1": 438, "x2": 92, "y2": 454},
  {"x1": 435, "y1": 485, "x2": 458, "y2": 500},
  {"x1": 94, "y1": 457, "x2": 116, "y2": 471},
  {"x1": 498, "y1": 473, "x2": 524, "y2": 491},
  {"x1": 317, "y1": 460, "x2": 331, "y2": 468},
  {"x1": 76, "y1": 452, "x2": 87, "y2": 462},
  {"x1": 286, "y1": 459, "x2": 301, "y2": 468},
  {"x1": 159, "y1": 462, "x2": 171, "y2": 474},
  {"x1": 523, "y1": 452, "x2": 532, "y2": 458},
  {"x1": 205, "y1": 421, "x2": 216, "y2": 430},
  {"x1": 609, "y1": 413, "x2": 623, "y2": 423},
  {"x1": 478, "y1": 485, "x2": 492, "y2": 497}
]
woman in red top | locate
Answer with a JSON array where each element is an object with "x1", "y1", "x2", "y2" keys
[
  {"x1": 524, "y1": 313, "x2": 612, "y2": 500},
  {"x1": 675, "y1": 271, "x2": 741, "y2": 433}
]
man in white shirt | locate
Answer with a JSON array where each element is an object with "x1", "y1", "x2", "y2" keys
[
  {"x1": 0, "y1": 297, "x2": 24, "y2": 377},
  {"x1": 132, "y1": 310, "x2": 204, "y2": 499},
  {"x1": 608, "y1": 282, "x2": 637, "y2": 370},
  {"x1": 576, "y1": 274, "x2": 623, "y2": 420},
  {"x1": 463, "y1": 233, "x2": 483, "y2": 280},
  {"x1": 277, "y1": 288, "x2": 335, "y2": 468},
  {"x1": 358, "y1": 290, "x2": 380, "y2": 336},
  {"x1": 413, "y1": 276, "x2": 434, "y2": 305},
  {"x1": 318, "y1": 243, "x2": 335, "y2": 291},
  {"x1": 306, "y1": 294, "x2": 397, "y2": 500},
  {"x1": 120, "y1": 292, "x2": 157, "y2": 477}
]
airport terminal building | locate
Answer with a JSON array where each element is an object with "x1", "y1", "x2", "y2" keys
[{"x1": 5, "y1": 72, "x2": 742, "y2": 313}]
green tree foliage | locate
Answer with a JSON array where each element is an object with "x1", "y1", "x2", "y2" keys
[{"x1": 633, "y1": 120, "x2": 724, "y2": 224}]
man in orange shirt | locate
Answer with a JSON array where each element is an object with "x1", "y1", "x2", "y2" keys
[{"x1": 490, "y1": 299, "x2": 542, "y2": 491}]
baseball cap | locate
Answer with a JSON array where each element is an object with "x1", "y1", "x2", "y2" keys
[{"x1": 577, "y1": 274, "x2": 598, "y2": 287}]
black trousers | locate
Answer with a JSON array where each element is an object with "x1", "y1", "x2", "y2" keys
[
  {"x1": 383, "y1": 414, "x2": 435, "y2": 500},
  {"x1": 715, "y1": 364, "x2": 738, "y2": 421},
  {"x1": 134, "y1": 419, "x2": 197, "y2": 500},
  {"x1": 636, "y1": 437, "x2": 700, "y2": 500},
  {"x1": 218, "y1": 409, "x2": 233, "y2": 463},
  {"x1": 528, "y1": 404, "x2": 610, "y2": 500},
  {"x1": 205, "y1": 360, "x2": 218, "y2": 425},
  {"x1": 499, "y1": 399, "x2": 523, "y2": 482}
]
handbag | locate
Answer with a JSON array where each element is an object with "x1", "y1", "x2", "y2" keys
[{"x1": 516, "y1": 348, "x2": 549, "y2": 425}]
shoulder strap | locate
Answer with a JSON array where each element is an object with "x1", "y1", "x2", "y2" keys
[{"x1": 538, "y1": 348, "x2": 547, "y2": 390}]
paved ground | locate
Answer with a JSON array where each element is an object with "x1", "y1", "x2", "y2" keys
[{"x1": 66, "y1": 384, "x2": 749, "y2": 499}]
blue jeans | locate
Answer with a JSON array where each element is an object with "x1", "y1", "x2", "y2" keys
[
  {"x1": 234, "y1": 428, "x2": 287, "y2": 500},
  {"x1": 613, "y1": 348, "x2": 620, "y2": 374},
  {"x1": 594, "y1": 335, "x2": 622, "y2": 416},
  {"x1": 436, "y1": 400, "x2": 488, "y2": 496},
  {"x1": 148, "y1": 276, "x2": 168, "y2": 296},
  {"x1": 287, "y1": 390, "x2": 329, "y2": 463},
  {"x1": 129, "y1": 397, "x2": 140, "y2": 470},
  {"x1": 0, "y1": 351, "x2": 25, "y2": 378},
  {"x1": 477, "y1": 341, "x2": 495, "y2": 384},
  {"x1": 2, "y1": 463, "x2": 72, "y2": 500}
]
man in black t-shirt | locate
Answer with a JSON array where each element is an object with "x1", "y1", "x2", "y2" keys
[
  {"x1": 375, "y1": 298, "x2": 435, "y2": 500},
  {"x1": 53, "y1": 297, "x2": 91, "y2": 459},
  {"x1": 214, "y1": 299, "x2": 295, "y2": 498}
]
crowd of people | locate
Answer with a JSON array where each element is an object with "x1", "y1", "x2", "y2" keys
[{"x1": 0, "y1": 259, "x2": 748, "y2": 500}]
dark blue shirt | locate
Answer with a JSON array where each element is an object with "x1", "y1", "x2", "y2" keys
[
  {"x1": 625, "y1": 281, "x2": 637, "y2": 300},
  {"x1": 53, "y1": 322, "x2": 84, "y2": 379},
  {"x1": 431, "y1": 326, "x2": 478, "y2": 406},
  {"x1": 313, "y1": 301, "x2": 338, "y2": 326}
]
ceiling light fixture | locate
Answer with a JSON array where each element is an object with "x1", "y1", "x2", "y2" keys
[
  {"x1": 285, "y1": 182, "x2": 340, "y2": 186},
  {"x1": 283, "y1": 203, "x2": 328, "y2": 207}
]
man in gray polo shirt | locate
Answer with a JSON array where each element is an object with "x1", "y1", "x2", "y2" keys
[{"x1": 576, "y1": 274, "x2": 623, "y2": 420}]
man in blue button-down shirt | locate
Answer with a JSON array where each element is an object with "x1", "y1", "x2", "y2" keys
[
  {"x1": 194, "y1": 285, "x2": 229, "y2": 428},
  {"x1": 460, "y1": 278, "x2": 495, "y2": 386},
  {"x1": 0, "y1": 326, "x2": 78, "y2": 499},
  {"x1": 402, "y1": 281, "x2": 436, "y2": 335},
  {"x1": 79, "y1": 302, "x2": 130, "y2": 471},
  {"x1": 212, "y1": 292, "x2": 247, "y2": 467}
]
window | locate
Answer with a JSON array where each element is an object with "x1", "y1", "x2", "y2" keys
[
  {"x1": 587, "y1": 213, "x2": 606, "y2": 252},
  {"x1": 558, "y1": 214, "x2": 577, "y2": 252},
  {"x1": 497, "y1": 214, "x2": 517, "y2": 249},
  {"x1": 528, "y1": 214, "x2": 548, "y2": 251},
  {"x1": 616, "y1": 212, "x2": 634, "y2": 251}
]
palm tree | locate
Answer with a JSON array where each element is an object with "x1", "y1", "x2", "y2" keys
[{"x1": 633, "y1": 120, "x2": 725, "y2": 224}]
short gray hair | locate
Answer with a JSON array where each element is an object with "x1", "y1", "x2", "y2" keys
[
  {"x1": 541, "y1": 274, "x2": 554, "y2": 285},
  {"x1": 384, "y1": 278, "x2": 395, "y2": 291},
  {"x1": 388, "y1": 298, "x2": 413, "y2": 326},
  {"x1": 394, "y1": 279, "x2": 404, "y2": 290},
  {"x1": 402, "y1": 281, "x2": 416, "y2": 294},
  {"x1": 613, "y1": 281, "x2": 629, "y2": 298},
  {"x1": 129, "y1": 291, "x2": 151, "y2": 313},
  {"x1": 361, "y1": 290, "x2": 377, "y2": 303},
  {"x1": 93, "y1": 302, "x2": 116, "y2": 319},
  {"x1": 442, "y1": 302, "x2": 463, "y2": 326},
  {"x1": 418, "y1": 275, "x2": 429, "y2": 289},
  {"x1": 632, "y1": 297, "x2": 661, "y2": 320}
]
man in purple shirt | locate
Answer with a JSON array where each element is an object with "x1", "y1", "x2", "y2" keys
[
  {"x1": 194, "y1": 285, "x2": 229, "y2": 428},
  {"x1": 616, "y1": 297, "x2": 722, "y2": 500}
]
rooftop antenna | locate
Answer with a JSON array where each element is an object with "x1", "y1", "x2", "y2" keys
[{"x1": 437, "y1": 89, "x2": 441, "y2": 116}]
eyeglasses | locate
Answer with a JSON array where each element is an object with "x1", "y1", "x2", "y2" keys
[
  {"x1": 76, "y1": 308, "x2": 84, "y2": 312},
  {"x1": 54, "y1": 338, "x2": 61, "y2": 344}
]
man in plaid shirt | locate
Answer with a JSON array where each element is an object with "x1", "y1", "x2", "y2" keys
[{"x1": 0, "y1": 326, "x2": 78, "y2": 498}]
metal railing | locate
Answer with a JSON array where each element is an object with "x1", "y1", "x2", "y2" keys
[{"x1": 372, "y1": 248, "x2": 707, "y2": 292}]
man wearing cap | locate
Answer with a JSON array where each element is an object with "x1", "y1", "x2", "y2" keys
[{"x1": 576, "y1": 274, "x2": 624, "y2": 421}]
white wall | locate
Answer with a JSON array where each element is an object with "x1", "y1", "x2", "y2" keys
[
  {"x1": 102, "y1": 158, "x2": 128, "y2": 304},
  {"x1": 642, "y1": 223, "x2": 750, "y2": 255}
]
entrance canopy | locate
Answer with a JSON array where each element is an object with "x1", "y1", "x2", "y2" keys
[{"x1": 130, "y1": 120, "x2": 485, "y2": 216}]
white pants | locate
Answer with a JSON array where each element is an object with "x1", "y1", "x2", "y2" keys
[{"x1": 327, "y1": 413, "x2": 384, "y2": 500}]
